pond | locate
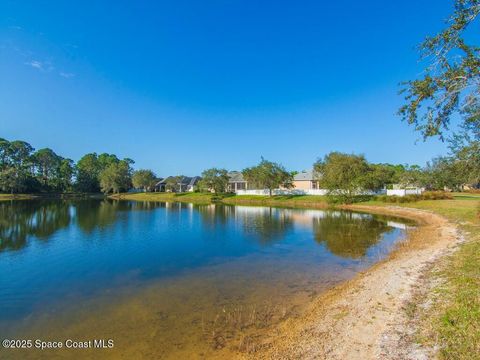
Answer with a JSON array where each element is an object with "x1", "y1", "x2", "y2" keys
[{"x1": 0, "y1": 200, "x2": 414, "y2": 359}]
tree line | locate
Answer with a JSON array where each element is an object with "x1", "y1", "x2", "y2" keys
[
  {"x1": 0, "y1": 137, "x2": 140, "y2": 194},
  {"x1": 194, "y1": 149, "x2": 478, "y2": 203},
  {"x1": 2, "y1": 135, "x2": 477, "y2": 199}
]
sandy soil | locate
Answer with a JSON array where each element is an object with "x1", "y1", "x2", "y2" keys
[{"x1": 253, "y1": 206, "x2": 461, "y2": 360}]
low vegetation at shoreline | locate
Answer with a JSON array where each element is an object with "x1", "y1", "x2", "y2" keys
[{"x1": 392, "y1": 199, "x2": 480, "y2": 359}]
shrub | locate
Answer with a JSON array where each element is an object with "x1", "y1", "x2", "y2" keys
[
  {"x1": 422, "y1": 191, "x2": 453, "y2": 200},
  {"x1": 376, "y1": 191, "x2": 452, "y2": 203}
]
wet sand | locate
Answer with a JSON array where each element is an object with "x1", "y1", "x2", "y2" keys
[{"x1": 253, "y1": 206, "x2": 460, "y2": 359}]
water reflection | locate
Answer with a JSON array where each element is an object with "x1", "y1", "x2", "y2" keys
[
  {"x1": 0, "y1": 200, "x2": 170, "y2": 251},
  {"x1": 313, "y1": 211, "x2": 392, "y2": 258},
  {"x1": 0, "y1": 199, "x2": 413, "y2": 356},
  {"x1": 0, "y1": 201, "x2": 71, "y2": 251},
  {"x1": 0, "y1": 201, "x2": 408, "y2": 257},
  {"x1": 196, "y1": 205, "x2": 295, "y2": 244}
]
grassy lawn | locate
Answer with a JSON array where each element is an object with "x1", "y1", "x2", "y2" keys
[
  {"x1": 110, "y1": 192, "x2": 217, "y2": 204},
  {"x1": 222, "y1": 194, "x2": 329, "y2": 208},
  {"x1": 385, "y1": 198, "x2": 480, "y2": 359},
  {"x1": 113, "y1": 193, "x2": 331, "y2": 208},
  {"x1": 0, "y1": 193, "x2": 39, "y2": 201}
]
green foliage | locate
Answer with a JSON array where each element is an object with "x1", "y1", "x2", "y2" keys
[
  {"x1": 0, "y1": 139, "x2": 35, "y2": 193},
  {"x1": 76, "y1": 152, "x2": 132, "y2": 193},
  {"x1": 32, "y1": 148, "x2": 74, "y2": 191},
  {"x1": 242, "y1": 158, "x2": 293, "y2": 196},
  {"x1": 364, "y1": 163, "x2": 402, "y2": 190},
  {"x1": 198, "y1": 168, "x2": 229, "y2": 193},
  {"x1": 132, "y1": 169, "x2": 157, "y2": 192},
  {"x1": 424, "y1": 157, "x2": 465, "y2": 190},
  {"x1": 450, "y1": 134, "x2": 480, "y2": 186},
  {"x1": 314, "y1": 152, "x2": 373, "y2": 204},
  {"x1": 376, "y1": 191, "x2": 453, "y2": 203},
  {"x1": 0, "y1": 137, "x2": 134, "y2": 194},
  {"x1": 165, "y1": 176, "x2": 183, "y2": 192},
  {"x1": 398, "y1": 164, "x2": 428, "y2": 188},
  {"x1": 399, "y1": 0, "x2": 480, "y2": 140},
  {"x1": 99, "y1": 160, "x2": 133, "y2": 194},
  {"x1": 75, "y1": 153, "x2": 101, "y2": 192}
]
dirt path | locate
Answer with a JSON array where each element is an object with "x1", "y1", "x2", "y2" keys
[{"x1": 253, "y1": 206, "x2": 461, "y2": 360}]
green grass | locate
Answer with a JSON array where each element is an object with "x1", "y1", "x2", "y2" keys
[
  {"x1": 452, "y1": 192, "x2": 480, "y2": 200},
  {"x1": 435, "y1": 235, "x2": 480, "y2": 359},
  {"x1": 0, "y1": 193, "x2": 39, "y2": 201},
  {"x1": 110, "y1": 192, "x2": 217, "y2": 204},
  {"x1": 113, "y1": 193, "x2": 331, "y2": 208},
  {"x1": 387, "y1": 198, "x2": 480, "y2": 359},
  {"x1": 222, "y1": 194, "x2": 330, "y2": 208}
]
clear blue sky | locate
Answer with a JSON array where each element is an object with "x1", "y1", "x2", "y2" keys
[{"x1": 1, "y1": 0, "x2": 455, "y2": 176}]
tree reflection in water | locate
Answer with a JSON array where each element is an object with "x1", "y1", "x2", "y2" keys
[
  {"x1": 0, "y1": 200, "x2": 71, "y2": 251},
  {"x1": 196, "y1": 205, "x2": 294, "y2": 245},
  {"x1": 0, "y1": 200, "x2": 166, "y2": 252},
  {"x1": 0, "y1": 201, "x2": 397, "y2": 258},
  {"x1": 313, "y1": 211, "x2": 391, "y2": 259},
  {"x1": 236, "y1": 206, "x2": 294, "y2": 245}
]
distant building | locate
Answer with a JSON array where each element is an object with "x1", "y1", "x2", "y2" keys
[
  {"x1": 293, "y1": 170, "x2": 320, "y2": 190},
  {"x1": 154, "y1": 176, "x2": 201, "y2": 192},
  {"x1": 227, "y1": 171, "x2": 248, "y2": 192}
]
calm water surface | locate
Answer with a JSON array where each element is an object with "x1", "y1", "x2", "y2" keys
[{"x1": 0, "y1": 200, "x2": 413, "y2": 359}]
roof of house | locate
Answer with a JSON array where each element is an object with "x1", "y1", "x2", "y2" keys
[
  {"x1": 294, "y1": 170, "x2": 320, "y2": 181},
  {"x1": 227, "y1": 171, "x2": 246, "y2": 182},
  {"x1": 155, "y1": 176, "x2": 201, "y2": 186}
]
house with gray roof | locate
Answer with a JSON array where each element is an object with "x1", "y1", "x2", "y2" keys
[
  {"x1": 227, "y1": 171, "x2": 248, "y2": 192},
  {"x1": 293, "y1": 170, "x2": 321, "y2": 190},
  {"x1": 154, "y1": 176, "x2": 201, "y2": 193}
]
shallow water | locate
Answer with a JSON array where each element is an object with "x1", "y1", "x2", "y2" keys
[{"x1": 0, "y1": 200, "x2": 413, "y2": 359}]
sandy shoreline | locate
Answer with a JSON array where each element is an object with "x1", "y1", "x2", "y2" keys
[{"x1": 253, "y1": 205, "x2": 461, "y2": 359}]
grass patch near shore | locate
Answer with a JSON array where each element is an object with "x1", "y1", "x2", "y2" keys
[
  {"x1": 113, "y1": 193, "x2": 331, "y2": 208},
  {"x1": 222, "y1": 195, "x2": 330, "y2": 208},
  {"x1": 388, "y1": 198, "x2": 480, "y2": 359},
  {"x1": 110, "y1": 192, "x2": 217, "y2": 204},
  {"x1": 0, "y1": 193, "x2": 39, "y2": 201},
  {"x1": 434, "y1": 232, "x2": 480, "y2": 359}
]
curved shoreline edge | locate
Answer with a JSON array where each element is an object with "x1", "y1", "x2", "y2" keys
[
  {"x1": 253, "y1": 205, "x2": 460, "y2": 360},
  {"x1": 1, "y1": 194, "x2": 465, "y2": 358}
]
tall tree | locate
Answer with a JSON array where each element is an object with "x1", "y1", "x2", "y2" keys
[
  {"x1": 99, "y1": 160, "x2": 133, "y2": 194},
  {"x1": 57, "y1": 159, "x2": 75, "y2": 192},
  {"x1": 0, "y1": 140, "x2": 35, "y2": 193},
  {"x1": 399, "y1": 0, "x2": 480, "y2": 140},
  {"x1": 314, "y1": 152, "x2": 371, "y2": 203},
  {"x1": 398, "y1": 165, "x2": 427, "y2": 188},
  {"x1": 33, "y1": 148, "x2": 62, "y2": 189},
  {"x1": 242, "y1": 158, "x2": 293, "y2": 196},
  {"x1": 164, "y1": 176, "x2": 183, "y2": 192},
  {"x1": 75, "y1": 153, "x2": 101, "y2": 192},
  {"x1": 424, "y1": 156, "x2": 465, "y2": 190},
  {"x1": 199, "y1": 168, "x2": 229, "y2": 193},
  {"x1": 132, "y1": 169, "x2": 157, "y2": 192}
]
